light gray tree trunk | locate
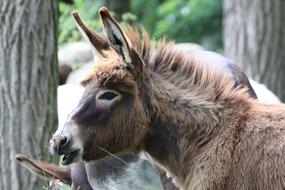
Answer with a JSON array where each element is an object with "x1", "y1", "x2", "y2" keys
[
  {"x1": 0, "y1": 0, "x2": 58, "y2": 189},
  {"x1": 223, "y1": 0, "x2": 285, "y2": 101}
]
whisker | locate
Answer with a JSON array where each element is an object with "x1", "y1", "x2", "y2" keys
[{"x1": 97, "y1": 147, "x2": 129, "y2": 165}]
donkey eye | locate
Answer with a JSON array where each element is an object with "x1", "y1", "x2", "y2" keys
[
  {"x1": 96, "y1": 90, "x2": 122, "y2": 108},
  {"x1": 98, "y1": 91, "x2": 118, "y2": 100}
]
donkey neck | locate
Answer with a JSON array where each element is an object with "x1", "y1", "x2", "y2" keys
[{"x1": 143, "y1": 72, "x2": 250, "y2": 187}]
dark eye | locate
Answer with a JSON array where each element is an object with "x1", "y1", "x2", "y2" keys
[
  {"x1": 96, "y1": 90, "x2": 122, "y2": 108},
  {"x1": 98, "y1": 91, "x2": 118, "y2": 100}
]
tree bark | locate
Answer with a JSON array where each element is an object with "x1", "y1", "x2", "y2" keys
[
  {"x1": 0, "y1": 0, "x2": 58, "y2": 189},
  {"x1": 223, "y1": 0, "x2": 285, "y2": 101}
]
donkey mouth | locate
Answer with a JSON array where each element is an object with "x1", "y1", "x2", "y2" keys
[{"x1": 61, "y1": 149, "x2": 80, "y2": 165}]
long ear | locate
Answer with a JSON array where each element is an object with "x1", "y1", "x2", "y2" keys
[
  {"x1": 98, "y1": 7, "x2": 133, "y2": 64},
  {"x1": 15, "y1": 154, "x2": 72, "y2": 185},
  {"x1": 72, "y1": 10, "x2": 111, "y2": 58}
]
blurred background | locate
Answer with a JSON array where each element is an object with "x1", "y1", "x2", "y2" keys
[
  {"x1": 0, "y1": 0, "x2": 284, "y2": 189},
  {"x1": 59, "y1": 0, "x2": 223, "y2": 51}
]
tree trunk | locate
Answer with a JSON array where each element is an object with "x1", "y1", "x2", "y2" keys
[
  {"x1": 223, "y1": 0, "x2": 285, "y2": 101},
  {"x1": 0, "y1": 0, "x2": 58, "y2": 189}
]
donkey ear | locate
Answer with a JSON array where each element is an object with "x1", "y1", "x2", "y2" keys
[
  {"x1": 72, "y1": 10, "x2": 111, "y2": 58},
  {"x1": 98, "y1": 7, "x2": 132, "y2": 64},
  {"x1": 15, "y1": 154, "x2": 72, "y2": 185}
]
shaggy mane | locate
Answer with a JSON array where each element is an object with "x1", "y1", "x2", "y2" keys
[{"x1": 124, "y1": 26, "x2": 250, "y2": 101}]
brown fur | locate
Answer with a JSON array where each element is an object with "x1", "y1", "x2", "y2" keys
[
  {"x1": 72, "y1": 10, "x2": 111, "y2": 57},
  {"x1": 59, "y1": 64, "x2": 72, "y2": 85},
  {"x1": 67, "y1": 8, "x2": 285, "y2": 190}
]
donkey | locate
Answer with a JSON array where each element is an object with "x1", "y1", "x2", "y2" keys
[
  {"x1": 17, "y1": 61, "x2": 258, "y2": 190},
  {"x1": 59, "y1": 64, "x2": 73, "y2": 85},
  {"x1": 49, "y1": 7, "x2": 285, "y2": 190},
  {"x1": 17, "y1": 53, "x2": 259, "y2": 190}
]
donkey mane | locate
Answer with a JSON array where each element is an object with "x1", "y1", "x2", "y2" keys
[{"x1": 124, "y1": 26, "x2": 250, "y2": 103}]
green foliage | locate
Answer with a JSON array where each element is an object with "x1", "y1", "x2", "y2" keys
[
  {"x1": 132, "y1": 0, "x2": 222, "y2": 50},
  {"x1": 59, "y1": 0, "x2": 223, "y2": 50},
  {"x1": 59, "y1": 184, "x2": 70, "y2": 190},
  {"x1": 58, "y1": 0, "x2": 104, "y2": 43}
]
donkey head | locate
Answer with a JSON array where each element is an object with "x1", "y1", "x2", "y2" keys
[{"x1": 50, "y1": 7, "x2": 150, "y2": 164}]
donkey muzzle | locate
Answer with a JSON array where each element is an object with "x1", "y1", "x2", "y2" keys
[
  {"x1": 50, "y1": 120, "x2": 83, "y2": 165},
  {"x1": 50, "y1": 135, "x2": 72, "y2": 156}
]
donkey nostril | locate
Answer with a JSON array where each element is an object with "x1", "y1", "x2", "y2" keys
[
  {"x1": 59, "y1": 137, "x2": 69, "y2": 148},
  {"x1": 58, "y1": 136, "x2": 71, "y2": 150},
  {"x1": 50, "y1": 136, "x2": 71, "y2": 156},
  {"x1": 60, "y1": 137, "x2": 67, "y2": 146}
]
